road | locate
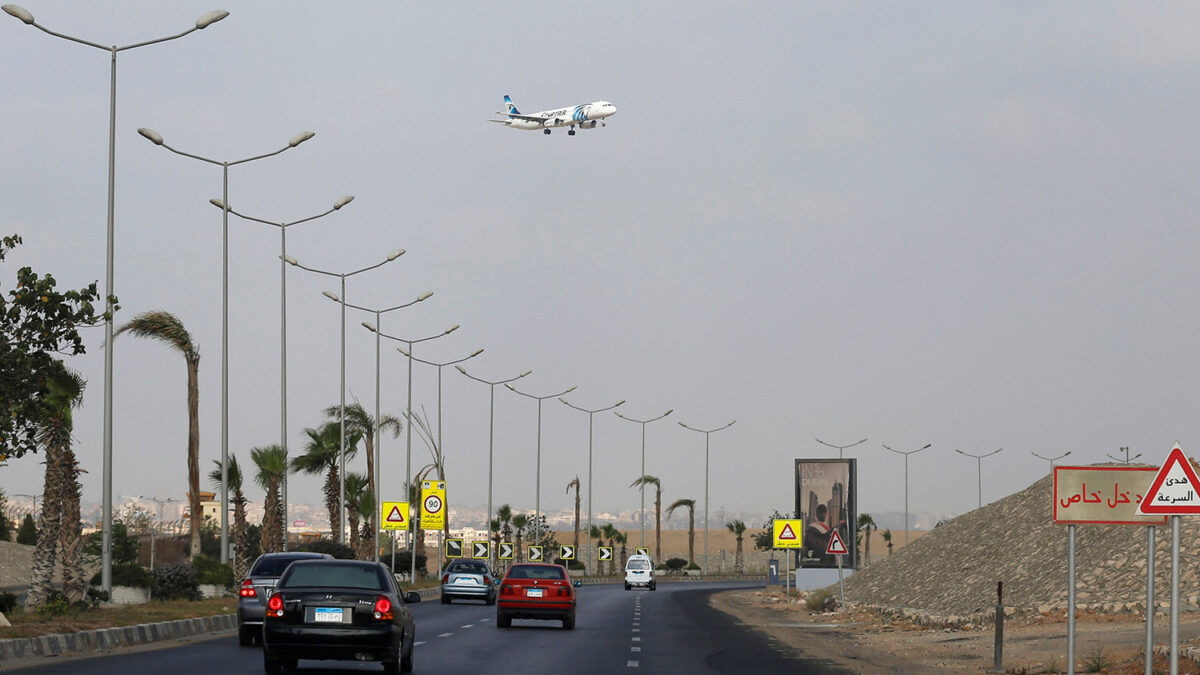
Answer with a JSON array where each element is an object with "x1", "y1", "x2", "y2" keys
[{"x1": 8, "y1": 581, "x2": 850, "y2": 674}]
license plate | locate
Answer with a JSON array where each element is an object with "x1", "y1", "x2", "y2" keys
[
  {"x1": 456, "y1": 577, "x2": 477, "y2": 585},
  {"x1": 526, "y1": 588, "x2": 543, "y2": 598},
  {"x1": 313, "y1": 607, "x2": 343, "y2": 622}
]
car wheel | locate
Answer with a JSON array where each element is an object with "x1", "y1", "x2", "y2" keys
[
  {"x1": 625, "y1": 583, "x2": 631, "y2": 591},
  {"x1": 400, "y1": 637, "x2": 415, "y2": 674},
  {"x1": 486, "y1": 592, "x2": 496, "y2": 606},
  {"x1": 562, "y1": 611, "x2": 576, "y2": 630},
  {"x1": 441, "y1": 594, "x2": 451, "y2": 604},
  {"x1": 238, "y1": 627, "x2": 253, "y2": 647},
  {"x1": 263, "y1": 653, "x2": 283, "y2": 674},
  {"x1": 497, "y1": 611, "x2": 511, "y2": 628}
]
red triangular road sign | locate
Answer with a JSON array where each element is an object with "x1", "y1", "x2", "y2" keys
[
  {"x1": 386, "y1": 505, "x2": 406, "y2": 523},
  {"x1": 826, "y1": 530, "x2": 848, "y2": 555},
  {"x1": 1138, "y1": 444, "x2": 1200, "y2": 514},
  {"x1": 778, "y1": 523, "x2": 798, "y2": 541}
]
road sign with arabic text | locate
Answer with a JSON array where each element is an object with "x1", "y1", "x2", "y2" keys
[
  {"x1": 1138, "y1": 444, "x2": 1200, "y2": 515},
  {"x1": 420, "y1": 481, "x2": 446, "y2": 530},
  {"x1": 1054, "y1": 466, "x2": 1166, "y2": 525},
  {"x1": 380, "y1": 502, "x2": 410, "y2": 531},
  {"x1": 772, "y1": 519, "x2": 804, "y2": 549}
]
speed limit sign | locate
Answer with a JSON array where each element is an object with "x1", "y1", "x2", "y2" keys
[{"x1": 421, "y1": 481, "x2": 446, "y2": 529}]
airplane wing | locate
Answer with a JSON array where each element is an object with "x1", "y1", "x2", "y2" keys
[{"x1": 504, "y1": 113, "x2": 553, "y2": 123}]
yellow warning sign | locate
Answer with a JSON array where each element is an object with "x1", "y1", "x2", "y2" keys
[
  {"x1": 420, "y1": 481, "x2": 446, "y2": 530},
  {"x1": 380, "y1": 502, "x2": 410, "y2": 531},
  {"x1": 772, "y1": 519, "x2": 804, "y2": 549}
]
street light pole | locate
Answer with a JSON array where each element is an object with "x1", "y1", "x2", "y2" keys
[
  {"x1": 330, "y1": 292, "x2": 433, "y2": 561},
  {"x1": 3, "y1": 3, "x2": 229, "y2": 594},
  {"x1": 955, "y1": 448, "x2": 1003, "y2": 510},
  {"x1": 1031, "y1": 450, "x2": 1071, "y2": 472},
  {"x1": 363, "y1": 323, "x2": 460, "y2": 579},
  {"x1": 614, "y1": 409, "x2": 673, "y2": 547},
  {"x1": 816, "y1": 437, "x2": 868, "y2": 460},
  {"x1": 219, "y1": 196, "x2": 354, "y2": 550},
  {"x1": 138, "y1": 127, "x2": 315, "y2": 564},
  {"x1": 139, "y1": 495, "x2": 176, "y2": 570},
  {"x1": 286, "y1": 250, "x2": 406, "y2": 543},
  {"x1": 882, "y1": 443, "x2": 931, "y2": 546},
  {"x1": 506, "y1": 383, "x2": 578, "y2": 544},
  {"x1": 1106, "y1": 446, "x2": 1142, "y2": 464},
  {"x1": 560, "y1": 397, "x2": 624, "y2": 576},
  {"x1": 679, "y1": 420, "x2": 736, "y2": 576},
  {"x1": 456, "y1": 365, "x2": 532, "y2": 568},
  {"x1": 399, "y1": 347, "x2": 485, "y2": 575}
]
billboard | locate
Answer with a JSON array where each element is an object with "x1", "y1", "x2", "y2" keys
[{"x1": 795, "y1": 458, "x2": 856, "y2": 569}]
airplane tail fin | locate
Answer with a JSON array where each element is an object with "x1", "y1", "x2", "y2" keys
[{"x1": 503, "y1": 94, "x2": 520, "y2": 116}]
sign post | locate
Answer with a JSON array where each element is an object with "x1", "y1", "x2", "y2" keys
[
  {"x1": 1136, "y1": 443, "x2": 1200, "y2": 675},
  {"x1": 826, "y1": 530, "x2": 848, "y2": 612},
  {"x1": 772, "y1": 519, "x2": 803, "y2": 598}
]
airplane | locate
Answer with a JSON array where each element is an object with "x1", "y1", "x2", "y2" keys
[{"x1": 490, "y1": 95, "x2": 618, "y2": 135}]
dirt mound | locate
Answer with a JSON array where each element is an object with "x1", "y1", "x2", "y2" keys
[{"x1": 843, "y1": 466, "x2": 1200, "y2": 620}]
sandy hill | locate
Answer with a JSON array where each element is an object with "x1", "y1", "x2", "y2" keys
[{"x1": 843, "y1": 467, "x2": 1200, "y2": 622}]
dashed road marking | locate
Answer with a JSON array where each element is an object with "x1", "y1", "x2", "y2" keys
[
  {"x1": 632, "y1": 637, "x2": 641, "y2": 642},
  {"x1": 437, "y1": 632, "x2": 453, "y2": 638},
  {"x1": 627, "y1": 660, "x2": 639, "y2": 667},
  {"x1": 414, "y1": 641, "x2": 426, "y2": 647},
  {"x1": 631, "y1": 646, "x2": 642, "y2": 652},
  {"x1": 462, "y1": 624, "x2": 474, "y2": 629}
]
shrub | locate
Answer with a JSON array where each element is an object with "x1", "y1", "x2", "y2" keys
[
  {"x1": 382, "y1": 551, "x2": 428, "y2": 576},
  {"x1": 0, "y1": 591, "x2": 18, "y2": 613},
  {"x1": 91, "y1": 562, "x2": 154, "y2": 589},
  {"x1": 298, "y1": 539, "x2": 356, "y2": 560},
  {"x1": 686, "y1": 562, "x2": 701, "y2": 571},
  {"x1": 192, "y1": 555, "x2": 234, "y2": 587},
  {"x1": 805, "y1": 588, "x2": 836, "y2": 612},
  {"x1": 665, "y1": 558, "x2": 688, "y2": 573},
  {"x1": 16, "y1": 514, "x2": 36, "y2": 545},
  {"x1": 36, "y1": 591, "x2": 72, "y2": 618},
  {"x1": 83, "y1": 521, "x2": 139, "y2": 565},
  {"x1": 153, "y1": 563, "x2": 201, "y2": 601}
]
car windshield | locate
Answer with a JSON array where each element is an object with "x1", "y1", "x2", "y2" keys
[
  {"x1": 507, "y1": 565, "x2": 566, "y2": 580},
  {"x1": 281, "y1": 564, "x2": 384, "y2": 590},
  {"x1": 627, "y1": 559, "x2": 651, "y2": 571},
  {"x1": 449, "y1": 562, "x2": 488, "y2": 575},
  {"x1": 250, "y1": 555, "x2": 322, "y2": 577}
]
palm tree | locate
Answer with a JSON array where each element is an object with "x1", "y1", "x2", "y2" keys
[
  {"x1": 857, "y1": 513, "x2": 877, "y2": 568},
  {"x1": 589, "y1": 524, "x2": 604, "y2": 575},
  {"x1": 882, "y1": 529, "x2": 894, "y2": 555},
  {"x1": 28, "y1": 361, "x2": 86, "y2": 609},
  {"x1": 630, "y1": 475, "x2": 663, "y2": 560},
  {"x1": 291, "y1": 421, "x2": 360, "y2": 542},
  {"x1": 210, "y1": 455, "x2": 250, "y2": 579},
  {"x1": 251, "y1": 445, "x2": 289, "y2": 553},
  {"x1": 665, "y1": 498, "x2": 697, "y2": 566},
  {"x1": 325, "y1": 401, "x2": 401, "y2": 537},
  {"x1": 615, "y1": 530, "x2": 629, "y2": 569},
  {"x1": 115, "y1": 311, "x2": 202, "y2": 560},
  {"x1": 354, "y1": 487, "x2": 376, "y2": 561},
  {"x1": 344, "y1": 472, "x2": 369, "y2": 557},
  {"x1": 726, "y1": 519, "x2": 747, "y2": 574},
  {"x1": 512, "y1": 513, "x2": 529, "y2": 562},
  {"x1": 566, "y1": 477, "x2": 581, "y2": 557}
]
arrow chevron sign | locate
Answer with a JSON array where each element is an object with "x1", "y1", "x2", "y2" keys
[
  {"x1": 598, "y1": 546, "x2": 613, "y2": 561},
  {"x1": 560, "y1": 545, "x2": 575, "y2": 560},
  {"x1": 446, "y1": 538, "x2": 463, "y2": 559},
  {"x1": 499, "y1": 542, "x2": 514, "y2": 560},
  {"x1": 529, "y1": 545, "x2": 544, "y2": 562},
  {"x1": 473, "y1": 541, "x2": 490, "y2": 559}
]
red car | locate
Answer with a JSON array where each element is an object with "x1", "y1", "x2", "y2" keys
[{"x1": 496, "y1": 563, "x2": 581, "y2": 629}]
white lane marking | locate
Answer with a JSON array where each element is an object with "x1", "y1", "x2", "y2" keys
[
  {"x1": 627, "y1": 660, "x2": 639, "y2": 667},
  {"x1": 462, "y1": 624, "x2": 474, "y2": 629},
  {"x1": 632, "y1": 637, "x2": 641, "y2": 642},
  {"x1": 632, "y1": 628, "x2": 640, "y2": 632},
  {"x1": 437, "y1": 632, "x2": 453, "y2": 638},
  {"x1": 631, "y1": 647, "x2": 642, "y2": 652},
  {"x1": 414, "y1": 641, "x2": 426, "y2": 647}
]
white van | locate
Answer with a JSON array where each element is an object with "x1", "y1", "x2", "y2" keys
[{"x1": 624, "y1": 554, "x2": 655, "y2": 591}]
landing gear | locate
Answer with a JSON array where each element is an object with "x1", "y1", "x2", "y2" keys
[
  {"x1": 543, "y1": 129, "x2": 551, "y2": 135},
  {"x1": 568, "y1": 129, "x2": 576, "y2": 136}
]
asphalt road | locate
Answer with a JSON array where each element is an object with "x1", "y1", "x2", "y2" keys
[{"x1": 8, "y1": 581, "x2": 851, "y2": 674}]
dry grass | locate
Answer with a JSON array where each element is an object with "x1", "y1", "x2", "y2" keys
[{"x1": 0, "y1": 598, "x2": 236, "y2": 640}]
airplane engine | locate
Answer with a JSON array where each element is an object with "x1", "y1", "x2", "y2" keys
[{"x1": 579, "y1": 120, "x2": 598, "y2": 129}]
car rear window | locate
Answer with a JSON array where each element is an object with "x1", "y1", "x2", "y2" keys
[
  {"x1": 507, "y1": 565, "x2": 566, "y2": 580},
  {"x1": 449, "y1": 562, "x2": 488, "y2": 574},
  {"x1": 250, "y1": 555, "x2": 323, "y2": 577},
  {"x1": 627, "y1": 559, "x2": 650, "y2": 571},
  {"x1": 281, "y1": 564, "x2": 384, "y2": 590}
]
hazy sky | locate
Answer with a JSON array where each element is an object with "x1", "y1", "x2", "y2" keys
[{"x1": 3, "y1": 2, "x2": 1199, "y2": 529}]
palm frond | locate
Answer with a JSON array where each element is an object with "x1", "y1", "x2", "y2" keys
[{"x1": 114, "y1": 310, "x2": 198, "y2": 361}]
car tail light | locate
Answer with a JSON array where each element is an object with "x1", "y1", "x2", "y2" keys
[
  {"x1": 558, "y1": 585, "x2": 569, "y2": 597},
  {"x1": 483, "y1": 575, "x2": 491, "y2": 585},
  {"x1": 373, "y1": 596, "x2": 393, "y2": 620},
  {"x1": 442, "y1": 574, "x2": 449, "y2": 584},
  {"x1": 239, "y1": 579, "x2": 256, "y2": 598},
  {"x1": 502, "y1": 584, "x2": 513, "y2": 595},
  {"x1": 266, "y1": 594, "x2": 284, "y2": 618}
]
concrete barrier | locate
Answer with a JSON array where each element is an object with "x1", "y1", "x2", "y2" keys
[{"x1": 0, "y1": 613, "x2": 236, "y2": 664}]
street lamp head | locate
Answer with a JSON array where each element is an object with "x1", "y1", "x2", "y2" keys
[
  {"x1": 137, "y1": 128, "x2": 164, "y2": 145},
  {"x1": 729, "y1": 420, "x2": 737, "y2": 426},
  {"x1": 281, "y1": 255, "x2": 298, "y2": 266},
  {"x1": 564, "y1": 386, "x2": 577, "y2": 394},
  {"x1": 2, "y1": 5, "x2": 34, "y2": 24},
  {"x1": 469, "y1": 348, "x2": 484, "y2": 357},
  {"x1": 362, "y1": 322, "x2": 377, "y2": 332},
  {"x1": 386, "y1": 249, "x2": 405, "y2": 261},
  {"x1": 322, "y1": 290, "x2": 340, "y2": 302},
  {"x1": 396, "y1": 346, "x2": 409, "y2": 356},
  {"x1": 664, "y1": 409, "x2": 674, "y2": 416},
  {"x1": 195, "y1": 10, "x2": 229, "y2": 29},
  {"x1": 504, "y1": 383, "x2": 517, "y2": 392},
  {"x1": 616, "y1": 400, "x2": 626, "y2": 407},
  {"x1": 519, "y1": 370, "x2": 532, "y2": 378},
  {"x1": 289, "y1": 131, "x2": 315, "y2": 147},
  {"x1": 417, "y1": 291, "x2": 434, "y2": 302},
  {"x1": 454, "y1": 365, "x2": 468, "y2": 375},
  {"x1": 209, "y1": 198, "x2": 227, "y2": 210},
  {"x1": 333, "y1": 195, "x2": 354, "y2": 210},
  {"x1": 444, "y1": 324, "x2": 460, "y2": 334}
]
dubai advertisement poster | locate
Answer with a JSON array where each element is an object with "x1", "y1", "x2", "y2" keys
[{"x1": 795, "y1": 458, "x2": 856, "y2": 569}]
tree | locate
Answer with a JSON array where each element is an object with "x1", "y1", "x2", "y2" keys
[
  {"x1": 252, "y1": 445, "x2": 289, "y2": 554},
  {"x1": 325, "y1": 401, "x2": 400, "y2": 538},
  {"x1": 665, "y1": 498, "x2": 697, "y2": 566},
  {"x1": 882, "y1": 529, "x2": 893, "y2": 555},
  {"x1": 344, "y1": 472, "x2": 368, "y2": 558},
  {"x1": 0, "y1": 488, "x2": 11, "y2": 542},
  {"x1": 292, "y1": 421, "x2": 360, "y2": 543},
  {"x1": 0, "y1": 234, "x2": 105, "y2": 462},
  {"x1": 726, "y1": 519, "x2": 747, "y2": 574},
  {"x1": 16, "y1": 514, "x2": 37, "y2": 545},
  {"x1": 210, "y1": 455, "x2": 250, "y2": 579},
  {"x1": 115, "y1": 311, "x2": 202, "y2": 560},
  {"x1": 615, "y1": 530, "x2": 628, "y2": 569},
  {"x1": 566, "y1": 477, "x2": 581, "y2": 557},
  {"x1": 353, "y1": 487, "x2": 376, "y2": 561},
  {"x1": 512, "y1": 513, "x2": 529, "y2": 563},
  {"x1": 857, "y1": 513, "x2": 877, "y2": 568},
  {"x1": 588, "y1": 524, "x2": 604, "y2": 575},
  {"x1": 753, "y1": 510, "x2": 793, "y2": 552},
  {"x1": 630, "y1": 475, "x2": 663, "y2": 560}
]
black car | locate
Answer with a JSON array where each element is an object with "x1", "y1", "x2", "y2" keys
[
  {"x1": 262, "y1": 559, "x2": 421, "y2": 674},
  {"x1": 238, "y1": 552, "x2": 333, "y2": 646}
]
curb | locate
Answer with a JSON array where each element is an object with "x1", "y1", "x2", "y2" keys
[{"x1": 0, "y1": 613, "x2": 237, "y2": 662}]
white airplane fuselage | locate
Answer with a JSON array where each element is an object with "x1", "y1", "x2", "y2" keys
[{"x1": 493, "y1": 96, "x2": 618, "y2": 134}]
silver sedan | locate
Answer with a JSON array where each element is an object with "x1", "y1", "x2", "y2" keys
[{"x1": 440, "y1": 560, "x2": 497, "y2": 605}]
